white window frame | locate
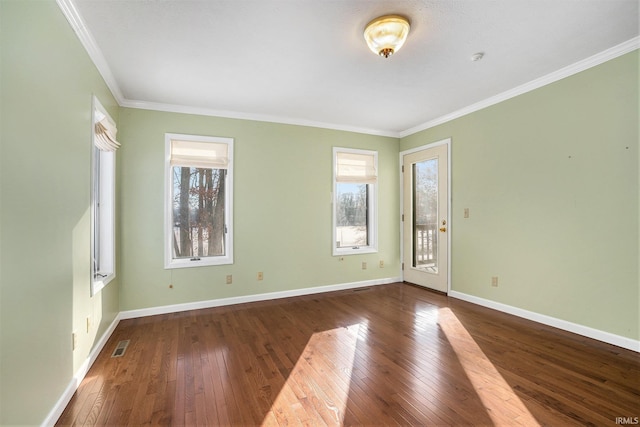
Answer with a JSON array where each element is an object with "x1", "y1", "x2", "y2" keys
[
  {"x1": 164, "y1": 133, "x2": 234, "y2": 269},
  {"x1": 332, "y1": 147, "x2": 378, "y2": 256},
  {"x1": 91, "y1": 97, "x2": 116, "y2": 296}
]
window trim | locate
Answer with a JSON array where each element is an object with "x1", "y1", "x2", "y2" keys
[
  {"x1": 164, "y1": 133, "x2": 234, "y2": 269},
  {"x1": 91, "y1": 97, "x2": 117, "y2": 296},
  {"x1": 332, "y1": 147, "x2": 378, "y2": 256}
]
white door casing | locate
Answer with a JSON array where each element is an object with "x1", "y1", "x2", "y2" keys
[{"x1": 401, "y1": 139, "x2": 451, "y2": 293}]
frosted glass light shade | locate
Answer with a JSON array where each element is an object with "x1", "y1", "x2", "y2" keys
[{"x1": 364, "y1": 15, "x2": 410, "y2": 58}]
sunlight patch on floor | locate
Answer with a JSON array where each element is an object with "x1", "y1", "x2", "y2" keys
[
  {"x1": 263, "y1": 323, "x2": 363, "y2": 426},
  {"x1": 439, "y1": 308, "x2": 540, "y2": 426}
]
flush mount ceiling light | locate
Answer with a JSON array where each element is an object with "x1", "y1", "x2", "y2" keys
[{"x1": 364, "y1": 15, "x2": 410, "y2": 58}]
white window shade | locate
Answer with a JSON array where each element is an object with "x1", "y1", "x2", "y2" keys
[
  {"x1": 94, "y1": 110, "x2": 120, "y2": 152},
  {"x1": 170, "y1": 140, "x2": 229, "y2": 169},
  {"x1": 335, "y1": 151, "x2": 377, "y2": 183}
]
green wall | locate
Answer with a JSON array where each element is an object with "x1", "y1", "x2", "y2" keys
[
  {"x1": 117, "y1": 109, "x2": 400, "y2": 311},
  {"x1": 0, "y1": 0, "x2": 637, "y2": 424},
  {"x1": 401, "y1": 51, "x2": 639, "y2": 340},
  {"x1": 0, "y1": 1, "x2": 120, "y2": 424}
]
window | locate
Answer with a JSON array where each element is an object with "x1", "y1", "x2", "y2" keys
[
  {"x1": 165, "y1": 133, "x2": 233, "y2": 268},
  {"x1": 91, "y1": 97, "x2": 118, "y2": 295},
  {"x1": 333, "y1": 147, "x2": 378, "y2": 255}
]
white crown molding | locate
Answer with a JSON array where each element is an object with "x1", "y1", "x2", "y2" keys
[
  {"x1": 56, "y1": 0, "x2": 125, "y2": 103},
  {"x1": 449, "y1": 290, "x2": 640, "y2": 352},
  {"x1": 57, "y1": 0, "x2": 637, "y2": 139},
  {"x1": 119, "y1": 99, "x2": 401, "y2": 138},
  {"x1": 57, "y1": 0, "x2": 397, "y2": 138},
  {"x1": 400, "y1": 36, "x2": 640, "y2": 138},
  {"x1": 125, "y1": 35, "x2": 638, "y2": 139}
]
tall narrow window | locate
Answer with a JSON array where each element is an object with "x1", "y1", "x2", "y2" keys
[
  {"x1": 333, "y1": 147, "x2": 378, "y2": 255},
  {"x1": 91, "y1": 97, "x2": 118, "y2": 295},
  {"x1": 165, "y1": 133, "x2": 233, "y2": 268}
]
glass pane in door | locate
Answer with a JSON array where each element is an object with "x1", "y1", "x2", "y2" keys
[{"x1": 413, "y1": 159, "x2": 438, "y2": 272}]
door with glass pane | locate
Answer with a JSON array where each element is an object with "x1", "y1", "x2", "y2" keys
[{"x1": 402, "y1": 143, "x2": 449, "y2": 292}]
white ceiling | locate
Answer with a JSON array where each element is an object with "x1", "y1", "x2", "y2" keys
[{"x1": 67, "y1": 0, "x2": 639, "y2": 137}]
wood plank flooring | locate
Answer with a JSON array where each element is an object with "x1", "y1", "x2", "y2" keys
[{"x1": 57, "y1": 283, "x2": 640, "y2": 426}]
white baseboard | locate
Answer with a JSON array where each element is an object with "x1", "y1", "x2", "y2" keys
[
  {"x1": 448, "y1": 290, "x2": 640, "y2": 352},
  {"x1": 44, "y1": 279, "x2": 635, "y2": 426},
  {"x1": 43, "y1": 277, "x2": 400, "y2": 425},
  {"x1": 120, "y1": 277, "x2": 401, "y2": 319},
  {"x1": 41, "y1": 312, "x2": 122, "y2": 427}
]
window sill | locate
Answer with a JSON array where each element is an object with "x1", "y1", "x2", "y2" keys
[
  {"x1": 92, "y1": 272, "x2": 115, "y2": 296},
  {"x1": 333, "y1": 247, "x2": 378, "y2": 256},
  {"x1": 165, "y1": 257, "x2": 233, "y2": 269}
]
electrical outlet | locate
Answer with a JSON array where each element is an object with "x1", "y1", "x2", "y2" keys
[
  {"x1": 226, "y1": 275, "x2": 232, "y2": 284},
  {"x1": 257, "y1": 272, "x2": 263, "y2": 281},
  {"x1": 362, "y1": 262, "x2": 367, "y2": 270},
  {"x1": 491, "y1": 276, "x2": 499, "y2": 287},
  {"x1": 379, "y1": 260, "x2": 384, "y2": 268}
]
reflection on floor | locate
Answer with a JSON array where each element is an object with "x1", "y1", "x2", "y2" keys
[{"x1": 57, "y1": 283, "x2": 640, "y2": 426}]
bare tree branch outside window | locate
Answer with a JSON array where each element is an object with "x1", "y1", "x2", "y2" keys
[{"x1": 172, "y1": 167, "x2": 226, "y2": 258}]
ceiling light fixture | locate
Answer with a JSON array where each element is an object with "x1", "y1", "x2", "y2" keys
[{"x1": 364, "y1": 15, "x2": 410, "y2": 58}]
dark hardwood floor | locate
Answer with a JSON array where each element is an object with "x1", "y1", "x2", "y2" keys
[{"x1": 57, "y1": 283, "x2": 639, "y2": 426}]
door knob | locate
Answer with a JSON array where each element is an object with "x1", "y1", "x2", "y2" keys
[{"x1": 439, "y1": 227, "x2": 447, "y2": 232}]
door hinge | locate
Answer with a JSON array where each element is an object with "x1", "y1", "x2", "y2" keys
[
  {"x1": 401, "y1": 214, "x2": 404, "y2": 222},
  {"x1": 401, "y1": 165, "x2": 404, "y2": 173},
  {"x1": 401, "y1": 263, "x2": 404, "y2": 270}
]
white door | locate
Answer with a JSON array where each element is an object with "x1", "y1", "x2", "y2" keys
[{"x1": 402, "y1": 142, "x2": 449, "y2": 292}]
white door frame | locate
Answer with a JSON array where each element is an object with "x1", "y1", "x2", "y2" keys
[{"x1": 399, "y1": 138, "x2": 452, "y2": 294}]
